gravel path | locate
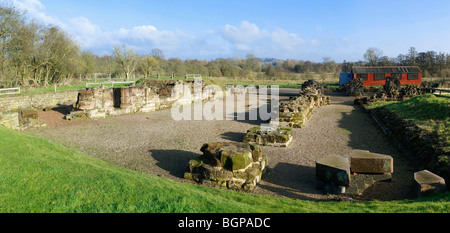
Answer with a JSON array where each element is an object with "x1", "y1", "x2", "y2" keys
[{"x1": 26, "y1": 90, "x2": 417, "y2": 201}]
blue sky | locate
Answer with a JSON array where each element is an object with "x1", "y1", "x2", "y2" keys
[{"x1": 12, "y1": 0, "x2": 450, "y2": 62}]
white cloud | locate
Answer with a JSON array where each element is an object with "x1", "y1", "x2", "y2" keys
[
  {"x1": 270, "y1": 28, "x2": 304, "y2": 50},
  {"x1": 68, "y1": 17, "x2": 105, "y2": 48},
  {"x1": 13, "y1": 0, "x2": 64, "y2": 26},
  {"x1": 220, "y1": 21, "x2": 308, "y2": 58},
  {"x1": 222, "y1": 21, "x2": 266, "y2": 44},
  {"x1": 11, "y1": 1, "x2": 324, "y2": 59}
]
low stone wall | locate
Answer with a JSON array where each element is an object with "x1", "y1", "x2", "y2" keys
[
  {"x1": 271, "y1": 90, "x2": 330, "y2": 128},
  {"x1": 370, "y1": 106, "x2": 450, "y2": 189},
  {"x1": 0, "y1": 91, "x2": 78, "y2": 130},
  {"x1": 0, "y1": 91, "x2": 78, "y2": 112},
  {"x1": 0, "y1": 111, "x2": 19, "y2": 130}
]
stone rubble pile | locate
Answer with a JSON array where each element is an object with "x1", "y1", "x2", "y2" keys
[
  {"x1": 343, "y1": 78, "x2": 364, "y2": 96},
  {"x1": 243, "y1": 126, "x2": 293, "y2": 147},
  {"x1": 271, "y1": 82, "x2": 330, "y2": 128},
  {"x1": 184, "y1": 142, "x2": 268, "y2": 192}
]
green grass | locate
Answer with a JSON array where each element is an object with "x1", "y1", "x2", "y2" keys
[
  {"x1": 0, "y1": 126, "x2": 449, "y2": 213},
  {"x1": 19, "y1": 79, "x2": 137, "y2": 95},
  {"x1": 368, "y1": 94, "x2": 450, "y2": 146}
]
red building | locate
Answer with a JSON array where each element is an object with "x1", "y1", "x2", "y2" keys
[{"x1": 352, "y1": 66, "x2": 422, "y2": 87}]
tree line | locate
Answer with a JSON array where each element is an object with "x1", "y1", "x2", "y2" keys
[
  {"x1": 360, "y1": 47, "x2": 450, "y2": 78},
  {"x1": 1, "y1": 4, "x2": 449, "y2": 88}
]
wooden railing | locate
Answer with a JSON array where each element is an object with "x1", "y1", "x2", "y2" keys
[
  {"x1": 86, "y1": 81, "x2": 136, "y2": 88},
  {"x1": 0, "y1": 87, "x2": 20, "y2": 96},
  {"x1": 432, "y1": 88, "x2": 450, "y2": 97}
]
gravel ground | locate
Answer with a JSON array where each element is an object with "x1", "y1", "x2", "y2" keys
[{"x1": 26, "y1": 89, "x2": 417, "y2": 201}]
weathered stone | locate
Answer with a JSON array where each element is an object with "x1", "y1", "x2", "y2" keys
[
  {"x1": 245, "y1": 164, "x2": 262, "y2": 182},
  {"x1": 184, "y1": 172, "x2": 201, "y2": 182},
  {"x1": 414, "y1": 170, "x2": 447, "y2": 197},
  {"x1": 201, "y1": 142, "x2": 255, "y2": 171},
  {"x1": 185, "y1": 142, "x2": 266, "y2": 192},
  {"x1": 202, "y1": 164, "x2": 234, "y2": 181},
  {"x1": 270, "y1": 83, "x2": 330, "y2": 129},
  {"x1": 250, "y1": 144, "x2": 263, "y2": 162},
  {"x1": 371, "y1": 173, "x2": 392, "y2": 182},
  {"x1": 347, "y1": 173, "x2": 393, "y2": 195},
  {"x1": 220, "y1": 149, "x2": 253, "y2": 171},
  {"x1": 188, "y1": 159, "x2": 203, "y2": 173},
  {"x1": 316, "y1": 155, "x2": 351, "y2": 187},
  {"x1": 243, "y1": 180, "x2": 257, "y2": 192},
  {"x1": 243, "y1": 126, "x2": 293, "y2": 147},
  {"x1": 227, "y1": 179, "x2": 246, "y2": 190},
  {"x1": 350, "y1": 150, "x2": 393, "y2": 174},
  {"x1": 19, "y1": 108, "x2": 39, "y2": 119}
]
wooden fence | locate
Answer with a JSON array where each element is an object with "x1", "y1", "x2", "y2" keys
[
  {"x1": 432, "y1": 88, "x2": 450, "y2": 97},
  {"x1": 86, "y1": 81, "x2": 136, "y2": 88},
  {"x1": 0, "y1": 87, "x2": 20, "y2": 96}
]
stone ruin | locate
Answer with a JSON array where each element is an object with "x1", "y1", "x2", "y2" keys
[
  {"x1": 316, "y1": 150, "x2": 394, "y2": 195},
  {"x1": 271, "y1": 80, "x2": 330, "y2": 128},
  {"x1": 17, "y1": 108, "x2": 47, "y2": 130},
  {"x1": 353, "y1": 75, "x2": 435, "y2": 106},
  {"x1": 301, "y1": 79, "x2": 323, "y2": 92},
  {"x1": 383, "y1": 75, "x2": 401, "y2": 98},
  {"x1": 70, "y1": 80, "x2": 216, "y2": 119},
  {"x1": 184, "y1": 142, "x2": 267, "y2": 192},
  {"x1": 73, "y1": 86, "x2": 161, "y2": 118},
  {"x1": 243, "y1": 126, "x2": 293, "y2": 147},
  {"x1": 343, "y1": 78, "x2": 365, "y2": 96}
]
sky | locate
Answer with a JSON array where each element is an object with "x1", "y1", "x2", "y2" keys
[{"x1": 10, "y1": 0, "x2": 450, "y2": 62}]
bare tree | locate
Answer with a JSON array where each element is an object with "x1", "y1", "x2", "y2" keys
[
  {"x1": 113, "y1": 44, "x2": 138, "y2": 80},
  {"x1": 139, "y1": 55, "x2": 159, "y2": 78},
  {"x1": 364, "y1": 47, "x2": 383, "y2": 66}
]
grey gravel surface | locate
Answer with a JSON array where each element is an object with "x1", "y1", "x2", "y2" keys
[{"x1": 26, "y1": 90, "x2": 416, "y2": 201}]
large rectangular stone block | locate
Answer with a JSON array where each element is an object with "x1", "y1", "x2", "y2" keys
[
  {"x1": 316, "y1": 155, "x2": 351, "y2": 187},
  {"x1": 350, "y1": 150, "x2": 393, "y2": 174},
  {"x1": 414, "y1": 170, "x2": 447, "y2": 198}
]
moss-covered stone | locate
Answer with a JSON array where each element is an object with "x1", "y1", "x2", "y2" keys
[
  {"x1": 220, "y1": 149, "x2": 253, "y2": 171},
  {"x1": 185, "y1": 142, "x2": 266, "y2": 192},
  {"x1": 243, "y1": 127, "x2": 293, "y2": 147}
]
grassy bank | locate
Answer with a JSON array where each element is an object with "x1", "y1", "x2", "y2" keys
[
  {"x1": 0, "y1": 126, "x2": 449, "y2": 213},
  {"x1": 368, "y1": 94, "x2": 449, "y2": 146}
]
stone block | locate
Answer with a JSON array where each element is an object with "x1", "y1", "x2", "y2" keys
[
  {"x1": 414, "y1": 170, "x2": 447, "y2": 197},
  {"x1": 201, "y1": 164, "x2": 234, "y2": 181},
  {"x1": 243, "y1": 126, "x2": 293, "y2": 147},
  {"x1": 347, "y1": 173, "x2": 392, "y2": 195},
  {"x1": 316, "y1": 155, "x2": 351, "y2": 187},
  {"x1": 350, "y1": 150, "x2": 393, "y2": 174},
  {"x1": 220, "y1": 148, "x2": 253, "y2": 171}
]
